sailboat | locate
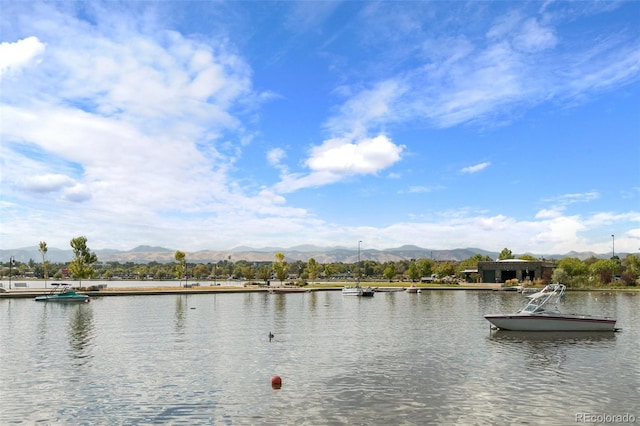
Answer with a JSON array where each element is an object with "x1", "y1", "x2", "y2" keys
[{"x1": 342, "y1": 241, "x2": 374, "y2": 297}]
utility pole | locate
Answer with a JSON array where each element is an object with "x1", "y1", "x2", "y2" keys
[
  {"x1": 9, "y1": 256, "x2": 14, "y2": 290},
  {"x1": 357, "y1": 240, "x2": 362, "y2": 285},
  {"x1": 612, "y1": 234, "x2": 615, "y2": 258},
  {"x1": 611, "y1": 234, "x2": 616, "y2": 277}
]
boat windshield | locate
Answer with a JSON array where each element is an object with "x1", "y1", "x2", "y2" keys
[{"x1": 519, "y1": 283, "x2": 565, "y2": 314}]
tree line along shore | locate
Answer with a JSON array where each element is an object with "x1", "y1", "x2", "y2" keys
[{"x1": 2, "y1": 240, "x2": 639, "y2": 289}]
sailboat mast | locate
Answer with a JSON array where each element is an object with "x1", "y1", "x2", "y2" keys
[{"x1": 357, "y1": 240, "x2": 362, "y2": 285}]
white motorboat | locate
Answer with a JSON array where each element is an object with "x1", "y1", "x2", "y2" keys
[
  {"x1": 342, "y1": 285, "x2": 374, "y2": 297},
  {"x1": 484, "y1": 283, "x2": 617, "y2": 331},
  {"x1": 342, "y1": 286, "x2": 363, "y2": 296}
]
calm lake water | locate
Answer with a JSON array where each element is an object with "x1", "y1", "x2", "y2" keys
[{"x1": 1, "y1": 290, "x2": 638, "y2": 425}]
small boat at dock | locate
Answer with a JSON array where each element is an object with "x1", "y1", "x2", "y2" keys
[
  {"x1": 373, "y1": 287, "x2": 404, "y2": 292},
  {"x1": 342, "y1": 241, "x2": 373, "y2": 297},
  {"x1": 342, "y1": 285, "x2": 374, "y2": 297},
  {"x1": 34, "y1": 283, "x2": 90, "y2": 303},
  {"x1": 269, "y1": 287, "x2": 310, "y2": 294}
]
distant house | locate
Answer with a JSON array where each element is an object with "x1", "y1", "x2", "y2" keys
[
  {"x1": 477, "y1": 259, "x2": 556, "y2": 283},
  {"x1": 460, "y1": 269, "x2": 478, "y2": 283}
]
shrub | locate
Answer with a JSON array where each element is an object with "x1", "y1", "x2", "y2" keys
[{"x1": 621, "y1": 272, "x2": 637, "y2": 286}]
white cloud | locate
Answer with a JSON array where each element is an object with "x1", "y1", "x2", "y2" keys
[
  {"x1": 326, "y1": 80, "x2": 406, "y2": 136},
  {"x1": 512, "y1": 18, "x2": 557, "y2": 52},
  {"x1": 0, "y1": 36, "x2": 46, "y2": 75},
  {"x1": 63, "y1": 184, "x2": 92, "y2": 203},
  {"x1": 332, "y1": 4, "x2": 640, "y2": 130},
  {"x1": 461, "y1": 162, "x2": 490, "y2": 174},
  {"x1": 544, "y1": 191, "x2": 600, "y2": 208},
  {"x1": 274, "y1": 134, "x2": 404, "y2": 193},
  {"x1": 535, "y1": 209, "x2": 561, "y2": 219},
  {"x1": 267, "y1": 148, "x2": 287, "y2": 172},
  {"x1": 406, "y1": 186, "x2": 435, "y2": 194},
  {"x1": 21, "y1": 173, "x2": 75, "y2": 193},
  {"x1": 0, "y1": 5, "x2": 308, "y2": 250},
  {"x1": 307, "y1": 135, "x2": 402, "y2": 174}
]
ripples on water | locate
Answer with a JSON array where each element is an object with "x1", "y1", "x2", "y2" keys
[{"x1": 1, "y1": 290, "x2": 638, "y2": 425}]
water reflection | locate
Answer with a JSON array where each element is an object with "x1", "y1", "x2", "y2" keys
[
  {"x1": 68, "y1": 305, "x2": 95, "y2": 365},
  {"x1": 174, "y1": 295, "x2": 186, "y2": 333},
  {"x1": 1, "y1": 291, "x2": 637, "y2": 425},
  {"x1": 273, "y1": 293, "x2": 287, "y2": 321},
  {"x1": 308, "y1": 290, "x2": 317, "y2": 312},
  {"x1": 489, "y1": 330, "x2": 617, "y2": 343}
]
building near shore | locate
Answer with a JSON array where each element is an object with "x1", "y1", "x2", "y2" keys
[{"x1": 477, "y1": 259, "x2": 556, "y2": 283}]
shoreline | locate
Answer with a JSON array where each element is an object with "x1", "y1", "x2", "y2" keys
[{"x1": 1, "y1": 283, "x2": 637, "y2": 299}]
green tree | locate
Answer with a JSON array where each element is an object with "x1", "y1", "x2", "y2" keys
[
  {"x1": 407, "y1": 262, "x2": 420, "y2": 282},
  {"x1": 416, "y1": 259, "x2": 434, "y2": 277},
  {"x1": 383, "y1": 263, "x2": 396, "y2": 281},
  {"x1": 498, "y1": 248, "x2": 514, "y2": 260},
  {"x1": 551, "y1": 267, "x2": 570, "y2": 284},
  {"x1": 273, "y1": 252, "x2": 288, "y2": 284},
  {"x1": 457, "y1": 254, "x2": 490, "y2": 275},
  {"x1": 589, "y1": 259, "x2": 615, "y2": 284},
  {"x1": 436, "y1": 261, "x2": 457, "y2": 278},
  {"x1": 557, "y1": 257, "x2": 588, "y2": 277},
  {"x1": 174, "y1": 250, "x2": 186, "y2": 285},
  {"x1": 306, "y1": 258, "x2": 320, "y2": 282},
  {"x1": 68, "y1": 236, "x2": 98, "y2": 286},
  {"x1": 622, "y1": 254, "x2": 640, "y2": 284},
  {"x1": 134, "y1": 264, "x2": 149, "y2": 279},
  {"x1": 193, "y1": 264, "x2": 209, "y2": 279},
  {"x1": 518, "y1": 254, "x2": 537, "y2": 261},
  {"x1": 258, "y1": 265, "x2": 271, "y2": 284},
  {"x1": 39, "y1": 241, "x2": 48, "y2": 288}
]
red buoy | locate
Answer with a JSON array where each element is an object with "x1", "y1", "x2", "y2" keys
[{"x1": 271, "y1": 375, "x2": 282, "y2": 389}]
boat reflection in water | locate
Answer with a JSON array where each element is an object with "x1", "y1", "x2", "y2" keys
[
  {"x1": 484, "y1": 283, "x2": 617, "y2": 331},
  {"x1": 488, "y1": 330, "x2": 617, "y2": 342}
]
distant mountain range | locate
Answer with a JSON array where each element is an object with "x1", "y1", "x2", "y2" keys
[{"x1": 0, "y1": 244, "x2": 621, "y2": 264}]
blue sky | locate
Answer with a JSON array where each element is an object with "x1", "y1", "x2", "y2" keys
[{"x1": 1, "y1": 1, "x2": 639, "y2": 255}]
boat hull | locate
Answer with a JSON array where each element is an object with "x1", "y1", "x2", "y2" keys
[
  {"x1": 34, "y1": 289, "x2": 90, "y2": 303},
  {"x1": 34, "y1": 295, "x2": 90, "y2": 302},
  {"x1": 361, "y1": 288, "x2": 374, "y2": 297},
  {"x1": 270, "y1": 288, "x2": 310, "y2": 294},
  {"x1": 484, "y1": 314, "x2": 616, "y2": 331}
]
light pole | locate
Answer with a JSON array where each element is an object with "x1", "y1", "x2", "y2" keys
[
  {"x1": 611, "y1": 234, "x2": 616, "y2": 278},
  {"x1": 611, "y1": 234, "x2": 615, "y2": 258},
  {"x1": 8, "y1": 256, "x2": 14, "y2": 290},
  {"x1": 357, "y1": 241, "x2": 362, "y2": 285}
]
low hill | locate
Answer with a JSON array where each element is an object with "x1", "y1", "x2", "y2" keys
[{"x1": 0, "y1": 245, "x2": 623, "y2": 264}]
